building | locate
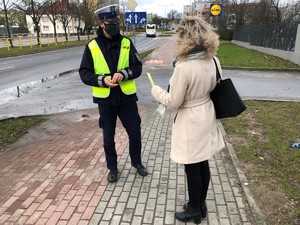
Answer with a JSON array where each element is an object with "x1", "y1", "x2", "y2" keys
[
  {"x1": 26, "y1": 15, "x2": 83, "y2": 36},
  {"x1": 193, "y1": 0, "x2": 211, "y2": 17},
  {"x1": 183, "y1": 0, "x2": 211, "y2": 17}
]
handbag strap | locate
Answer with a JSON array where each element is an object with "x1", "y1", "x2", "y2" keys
[{"x1": 212, "y1": 57, "x2": 221, "y2": 82}]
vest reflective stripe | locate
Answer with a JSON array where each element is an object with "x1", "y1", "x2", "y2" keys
[{"x1": 88, "y1": 38, "x2": 136, "y2": 98}]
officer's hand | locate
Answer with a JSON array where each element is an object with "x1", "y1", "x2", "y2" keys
[
  {"x1": 104, "y1": 77, "x2": 118, "y2": 87},
  {"x1": 112, "y1": 72, "x2": 124, "y2": 83}
]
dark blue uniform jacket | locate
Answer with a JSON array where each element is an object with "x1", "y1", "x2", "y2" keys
[{"x1": 79, "y1": 28, "x2": 143, "y2": 105}]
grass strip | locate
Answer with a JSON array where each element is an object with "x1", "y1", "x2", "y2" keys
[
  {"x1": 0, "y1": 40, "x2": 88, "y2": 58},
  {"x1": 221, "y1": 100, "x2": 300, "y2": 225},
  {"x1": 0, "y1": 116, "x2": 48, "y2": 151},
  {"x1": 217, "y1": 41, "x2": 300, "y2": 69}
]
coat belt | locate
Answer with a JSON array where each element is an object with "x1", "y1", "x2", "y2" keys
[{"x1": 180, "y1": 96, "x2": 210, "y2": 108}]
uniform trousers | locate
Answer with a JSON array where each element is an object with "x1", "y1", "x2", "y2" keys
[
  {"x1": 185, "y1": 160, "x2": 210, "y2": 207},
  {"x1": 98, "y1": 102, "x2": 142, "y2": 171}
]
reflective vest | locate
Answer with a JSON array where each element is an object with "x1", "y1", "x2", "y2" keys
[{"x1": 88, "y1": 38, "x2": 137, "y2": 98}]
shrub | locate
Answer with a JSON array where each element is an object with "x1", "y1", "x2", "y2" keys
[{"x1": 218, "y1": 29, "x2": 233, "y2": 41}]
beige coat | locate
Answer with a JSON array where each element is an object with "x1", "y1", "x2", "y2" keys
[{"x1": 151, "y1": 57, "x2": 225, "y2": 164}]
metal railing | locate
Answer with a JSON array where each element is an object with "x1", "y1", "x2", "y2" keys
[
  {"x1": 0, "y1": 35, "x2": 93, "y2": 50},
  {"x1": 233, "y1": 21, "x2": 300, "y2": 52}
]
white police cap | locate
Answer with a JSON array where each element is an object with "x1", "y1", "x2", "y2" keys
[{"x1": 94, "y1": 4, "x2": 119, "y2": 20}]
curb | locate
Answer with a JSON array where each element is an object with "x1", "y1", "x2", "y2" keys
[
  {"x1": 242, "y1": 98, "x2": 300, "y2": 103},
  {"x1": 0, "y1": 69, "x2": 78, "y2": 105},
  {"x1": 218, "y1": 122, "x2": 267, "y2": 225},
  {"x1": 222, "y1": 66, "x2": 300, "y2": 72}
]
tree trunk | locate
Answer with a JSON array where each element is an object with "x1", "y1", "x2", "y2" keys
[
  {"x1": 35, "y1": 22, "x2": 41, "y2": 46},
  {"x1": 53, "y1": 20, "x2": 57, "y2": 44},
  {"x1": 77, "y1": 27, "x2": 81, "y2": 41},
  {"x1": 64, "y1": 27, "x2": 68, "y2": 41},
  {"x1": 77, "y1": 15, "x2": 81, "y2": 41},
  {"x1": 3, "y1": 0, "x2": 14, "y2": 47}
]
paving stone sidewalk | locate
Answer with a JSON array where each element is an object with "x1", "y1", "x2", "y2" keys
[
  {"x1": 88, "y1": 105, "x2": 256, "y2": 225},
  {"x1": 0, "y1": 102, "x2": 259, "y2": 225}
]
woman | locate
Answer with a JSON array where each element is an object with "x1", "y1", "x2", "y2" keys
[{"x1": 151, "y1": 16, "x2": 225, "y2": 224}]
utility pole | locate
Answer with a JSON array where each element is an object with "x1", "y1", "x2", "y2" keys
[
  {"x1": 158, "y1": 4, "x2": 173, "y2": 30},
  {"x1": 199, "y1": 0, "x2": 203, "y2": 17}
]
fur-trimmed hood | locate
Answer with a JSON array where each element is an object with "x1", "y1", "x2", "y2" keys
[{"x1": 175, "y1": 16, "x2": 219, "y2": 61}]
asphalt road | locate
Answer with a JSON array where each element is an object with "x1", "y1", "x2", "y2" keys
[
  {"x1": 0, "y1": 35, "x2": 167, "y2": 104},
  {"x1": 0, "y1": 36, "x2": 299, "y2": 119},
  {"x1": 0, "y1": 35, "x2": 165, "y2": 90},
  {"x1": 0, "y1": 47, "x2": 83, "y2": 90}
]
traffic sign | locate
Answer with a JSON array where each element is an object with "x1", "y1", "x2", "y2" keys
[
  {"x1": 127, "y1": 0, "x2": 138, "y2": 11},
  {"x1": 125, "y1": 12, "x2": 147, "y2": 25}
]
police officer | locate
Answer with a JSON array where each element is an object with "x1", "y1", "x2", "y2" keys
[{"x1": 79, "y1": 4, "x2": 148, "y2": 183}]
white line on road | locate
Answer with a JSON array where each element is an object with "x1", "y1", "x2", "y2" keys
[
  {"x1": 46, "y1": 57, "x2": 60, "y2": 61},
  {"x1": 0, "y1": 66, "x2": 15, "y2": 71}
]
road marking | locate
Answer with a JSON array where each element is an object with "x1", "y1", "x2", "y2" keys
[
  {"x1": 46, "y1": 57, "x2": 60, "y2": 61},
  {"x1": 0, "y1": 66, "x2": 15, "y2": 71},
  {"x1": 137, "y1": 37, "x2": 162, "y2": 48},
  {"x1": 144, "y1": 59, "x2": 165, "y2": 65}
]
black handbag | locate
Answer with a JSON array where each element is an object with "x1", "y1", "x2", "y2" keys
[{"x1": 210, "y1": 58, "x2": 246, "y2": 119}]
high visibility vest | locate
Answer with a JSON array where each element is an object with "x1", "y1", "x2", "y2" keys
[{"x1": 88, "y1": 38, "x2": 137, "y2": 98}]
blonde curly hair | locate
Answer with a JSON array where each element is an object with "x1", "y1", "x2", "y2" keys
[{"x1": 175, "y1": 16, "x2": 219, "y2": 61}]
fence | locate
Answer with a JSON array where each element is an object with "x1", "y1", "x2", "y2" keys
[
  {"x1": 0, "y1": 35, "x2": 93, "y2": 50},
  {"x1": 232, "y1": 22, "x2": 300, "y2": 66}
]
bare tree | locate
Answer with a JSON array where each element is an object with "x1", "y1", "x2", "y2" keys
[
  {"x1": 210, "y1": 0, "x2": 230, "y2": 28},
  {"x1": 282, "y1": 0, "x2": 300, "y2": 22},
  {"x1": 151, "y1": 14, "x2": 162, "y2": 26},
  {"x1": 273, "y1": 0, "x2": 300, "y2": 22},
  {"x1": 167, "y1": 9, "x2": 181, "y2": 24},
  {"x1": 269, "y1": 0, "x2": 282, "y2": 23},
  {"x1": 246, "y1": 0, "x2": 276, "y2": 25},
  {"x1": 56, "y1": 0, "x2": 74, "y2": 41},
  {"x1": 14, "y1": 0, "x2": 48, "y2": 45},
  {"x1": 81, "y1": 0, "x2": 97, "y2": 34},
  {"x1": 229, "y1": 0, "x2": 250, "y2": 25},
  {"x1": 1, "y1": 0, "x2": 14, "y2": 47},
  {"x1": 247, "y1": 0, "x2": 300, "y2": 25},
  {"x1": 70, "y1": 0, "x2": 83, "y2": 41},
  {"x1": 44, "y1": 0, "x2": 59, "y2": 42},
  {"x1": 80, "y1": 0, "x2": 108, "y2": 35},
  {"x1": 10, "y1": 10, "x2": 28, "y2": 33}
]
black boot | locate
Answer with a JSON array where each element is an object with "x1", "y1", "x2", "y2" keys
[
  {"x1": 175, "y1": 204, "x2": 201, "y2": 224},
  {"x1": 200, "y1": 201, "x2": 207, "y2": 218},
  {"x1": 183, "y1": 201, "x2": 207, "y2": 218}
]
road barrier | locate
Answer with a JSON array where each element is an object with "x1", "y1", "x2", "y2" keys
[{"x1": 1, "y1": 35, "x2": 92, "y2": 50}]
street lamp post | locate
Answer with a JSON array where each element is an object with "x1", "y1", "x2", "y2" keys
[
  {"x1": 190, "y1": 0, "x2": 193, "y2": 16},
  {"x1": 158, "y1": 4, "x2": 173, "y2": 31}
]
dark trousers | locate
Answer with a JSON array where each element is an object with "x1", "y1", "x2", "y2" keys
[
  {"x1": 185, "y1": 160, "x2": 210, "y2": 207},
  {"x1": 98, "y1": 102, "x2": 142, "y2": 171}
]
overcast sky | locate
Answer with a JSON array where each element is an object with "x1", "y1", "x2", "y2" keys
[
  {"x1": 126, "y1": 0, "x2": 294, "y2": 17},
  {"x1": 129, "y1": 0, "x2": 192, "y2": 17}
]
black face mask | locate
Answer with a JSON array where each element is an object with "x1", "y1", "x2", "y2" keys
[{"x1": 104, "y1": 23, "x2": 120, "y2": 38}]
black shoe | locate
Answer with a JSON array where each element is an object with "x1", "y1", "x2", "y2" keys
[
  {"x1": 132, "y1": 163, "x2": 148, "y2": 176},
  {"x1": 108, "y1": 170, "x2": 118, "y2": 183},
  {"x1": 183, "y1": 201, "x2": 207, "y2": 218},
  {"x1": 175, "y1": 204, "x2": 201, "y2": 224}
]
